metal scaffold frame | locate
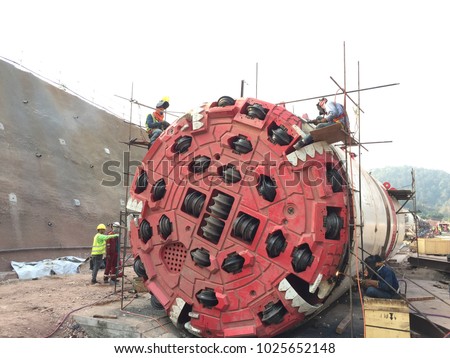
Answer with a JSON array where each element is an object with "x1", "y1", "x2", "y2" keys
[
  {"x1": 111, "y1": 47, "x2": 448, "y2": 337},
  {"x1": 113, "y1": 86, "x2": 183, "y2": 308}
]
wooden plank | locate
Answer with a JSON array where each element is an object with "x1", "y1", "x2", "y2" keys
[
  {"x1": 408, "y1": 296, "x2": 435, "y2": 302},
  {"x1": 363, "y1": 298, "x2": 409, "y2": 312},
  {"x1": 132, "y1": 277, "x2": 147, "y2": 292},
  {"x1": 364, "y1": 297, "x2": 410, "y2": 337},
  {"x1": 309, "y1": 123, "x2": 358, "y2": 146},
  {"x1": 93, "y1": 314, "x2": 118, "y2": 319},
  {"x1": 364, "y1": 310, "x2": 410, "y2": 331},
  {"x1": 335, "y1": 312, "x2": 352, "y2": 335},
  {"x1": 366, "y1": 325, "x2": 410, "y2": 338},
  {"x1": 310, "y1": 123, "x2": 346, "y2": 143},
  {"x1": 418, "y1": 238, "x2": 450, "y2": 255}
]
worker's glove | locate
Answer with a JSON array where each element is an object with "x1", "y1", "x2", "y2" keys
[
  {"x1": 308, "y1": 119, "x2": 318, "y2": 125},
  {"x1": 154, "y1": 122, "x2": 162, "y2": 130},
  {"x1": 360, "y1": 279, "x2": 369, "y2": 288},
  {"x1": 160, "y1": 121, "x2": 170, "y2": 130}
]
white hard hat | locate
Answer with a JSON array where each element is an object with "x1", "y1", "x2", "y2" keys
[{"x1": 112, "y1": 222, "x2": 120, "y2": 227}]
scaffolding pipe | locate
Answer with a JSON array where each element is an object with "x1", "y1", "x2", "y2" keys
[
  {"x1": 119, "y1": 83, "x2": 134, "y2": 309},
  {"x1": 279, "y1": 82, "x2": 399, "y2": 106},
  {"x1": 342, "y1": 41, "x2": 354, "y2": 338}
]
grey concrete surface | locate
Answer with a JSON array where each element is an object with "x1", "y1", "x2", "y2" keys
[
  {"x1": 71, "y1": 265, "x2": 450, "y2": 338},
  {"x1": 73, "y1": 292, "x2": 186, "y2": 338},
  {"x1": 72, "y1": 287, "x2": 366, "y2": 338}
]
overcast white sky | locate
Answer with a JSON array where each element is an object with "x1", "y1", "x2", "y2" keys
[{"x1": 2, "y1": 0, "x2": 449, "y2": 177}]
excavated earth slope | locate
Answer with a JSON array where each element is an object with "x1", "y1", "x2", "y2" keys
[{"x1": 0, "y1": 59, "x2": 147, "y2": 271}]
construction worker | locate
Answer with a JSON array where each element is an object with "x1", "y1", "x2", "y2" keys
[
  {"x1": 294, "y1": 97, "x2": 349, "y2": 150},
  {"x1": 103, "y1": 222, "x2": 122, "y2": 284},
  {"x1": 146, "y1": 97, "x2": 170, "y2": 149},
  {"x1": 362, "y1": 255, "x2": 399, "y2": 299},
  {"x1": 90, "y1": 223, "x2": 119, "y2": 284},
  {"x1": 314, "y1": 97, "x2": 349, "y2": 131}
]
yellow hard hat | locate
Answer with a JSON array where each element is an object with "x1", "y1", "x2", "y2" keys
[
  {"x1": 97, "y1": 223, "x2": 106, "y2": 230},
  {"x1": 156, "y1": 96, "x2": 170, "y2": 109}
]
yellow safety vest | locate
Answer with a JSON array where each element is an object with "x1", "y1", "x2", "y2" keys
[{"x1": 91, "y1": 233, "x2": 117, "y2": 256}]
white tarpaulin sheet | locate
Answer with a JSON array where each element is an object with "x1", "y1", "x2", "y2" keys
[{"x1": 11, "y1": 256, "x2": 87, "y2": 280}]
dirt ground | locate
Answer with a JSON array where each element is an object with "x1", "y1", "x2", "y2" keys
[
  {"x1": 1, "y1": 255, "x2": 448, "y2": 338},
  {"x1": 0, "y1": 263, "x2": 137, "y2": 338}
]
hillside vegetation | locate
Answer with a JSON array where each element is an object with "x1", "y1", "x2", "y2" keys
[{"x1": 371, "y1": 166, "x2": 450, "y2": 221}]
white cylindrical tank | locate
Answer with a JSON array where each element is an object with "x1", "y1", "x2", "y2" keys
[{"x1": 333, "y1": 146, "x2": 406, "y2": 275}]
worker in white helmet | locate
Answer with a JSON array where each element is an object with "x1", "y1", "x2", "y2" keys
[
  {"x1": 315, "y1": 97, "x2": 349, "y2": 130},
  {"x1": 103, "y1": 222, "x2": 122, "y2": 284},
  {"x1": 90, "y1": 223, "x2": 119, "y2": 284},
  {"x1": 294, "y1": 97, "x2": 350, "y2": 150}
]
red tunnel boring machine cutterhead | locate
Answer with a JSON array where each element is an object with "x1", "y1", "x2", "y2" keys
[{"x1": 127, "y1": 96, "x2": 400, "y2": 337}]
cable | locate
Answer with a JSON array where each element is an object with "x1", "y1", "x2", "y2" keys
[
  {"x1": 119, "y1": 296, "x2": 170, "y2": 336},
  {"x1": 44, "y1": 291, "x2": 119, "y2": 338},
  {"x1": 118, "y1": 284, "x2": 170, "y2": 335},
  {"x1": 420, "y1": 313, "x2": 450, "y2": 320},
  {"x1": 401, "y1": 275, "x2": 450, "y2": 308}
]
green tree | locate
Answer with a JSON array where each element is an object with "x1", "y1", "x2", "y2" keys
[{"x1": 371, "y1": 166, "x2": 450, "y2": 221}]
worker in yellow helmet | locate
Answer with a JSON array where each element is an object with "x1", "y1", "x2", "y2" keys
[
  {"x1": 145, "y1": 97, "x2": 170, "y2": 149},
  {"x1": 90, "y1": 223, "x2": 119, "y2": 284}
]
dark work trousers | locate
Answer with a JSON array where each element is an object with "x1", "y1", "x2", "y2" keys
[
  {"x1": 365, "y1": 287, "x2": 399, "y2": 299},
  {"x1": 148, "y1": 129, "x2": 162, "y2": 148},
  {"x1": 91, "y1": 254, "x2": 103, "y2": 283}
]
